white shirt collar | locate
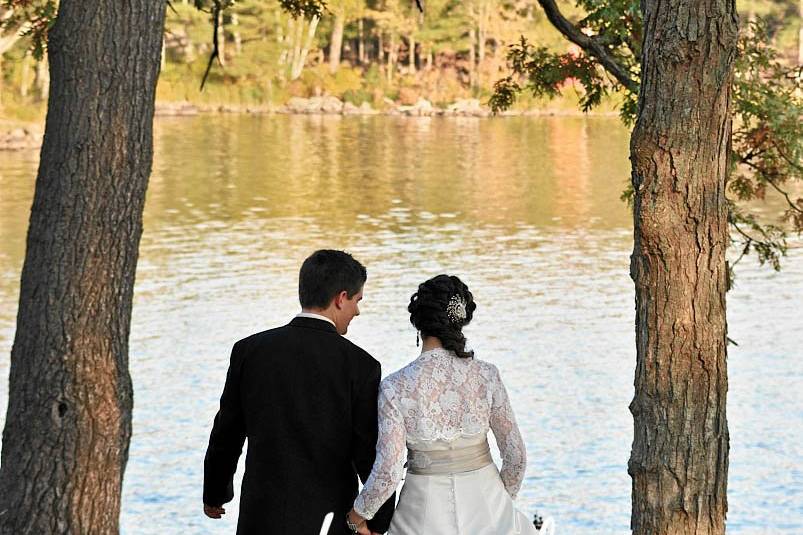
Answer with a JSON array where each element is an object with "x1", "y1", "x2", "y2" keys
[{"x1": 295, "y1": 312, "x2": 336, "y2": 328}]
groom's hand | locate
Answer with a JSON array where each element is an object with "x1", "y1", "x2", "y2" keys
[{"x1": 203, "y1": 503, "x2": 226, "y2": 519}]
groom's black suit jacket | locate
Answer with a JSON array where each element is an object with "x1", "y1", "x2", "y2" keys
[{"x1": 204, "y1": 316, "x2": 395, "y2": 534}]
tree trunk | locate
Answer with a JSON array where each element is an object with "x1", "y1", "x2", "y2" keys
[
  {"x1": 231, "y1": 12, "x2": 242, "y2": 56},
  {"x1": 468, "y1": 27, "x2": 476, "y2": 88},
  {"x1": 216, "y1": 7, "x2": 225, "y2": 67},
  {"x1": 358, "y1": 18, "x2": 365, "y2": 65},
  {"x1": 478, "y1": 19, "x2": 486, "y2": 63},
  {"x1": 34, "y1": 55, "x2": 50, "y2": 102},
  {"x1": 329, "y1": 10, "x2": 345, "y2": 73},
  {"x1": 290, "y1": 15, "x2": 319, "y2": 80},
  {"x1": 408, "y1": 33, "x2": 415, "y2": 73},
  {"x1": 0, "y1": 21, "x2": 31, "y2": 55},
  {"x1": 289, "y1": 17, "x2": 301, "y2": 75},
  {"x1": 0, "y1": 1, "x2": 166, "y2": 533},
  {"x1": 20, "y1": 52, "x2": 31, "y2": 98},
  {"x1": 277, "y1": 14, "x2": 290, "y2": 78},
  {"x1": 387, "y1": 33, "x2": 397, "y2": 81},
  {"x1": 627, "y1": 2, "x2": 736, "y2": 534}
]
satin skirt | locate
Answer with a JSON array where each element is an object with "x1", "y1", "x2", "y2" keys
[{"x1": 388, "y1": 463, "x2": 538, "y2": 535}]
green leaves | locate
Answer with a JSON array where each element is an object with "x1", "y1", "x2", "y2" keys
[
  {"x1": 492, "y1": 36, "x2": 609, "y2": 112},
  {"x1": 277, "y1": 0, "x2": 327, "y2": 19}
]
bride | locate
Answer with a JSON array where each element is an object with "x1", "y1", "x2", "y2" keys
[{"x1": 345, "y1": 274, "x2": 539, "y2": 534}]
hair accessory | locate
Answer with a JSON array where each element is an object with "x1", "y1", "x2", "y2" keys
[{"x1": 446, "y1": 294, "x2": 467, "y2": 324}]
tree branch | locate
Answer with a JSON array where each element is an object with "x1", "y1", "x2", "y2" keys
[
  {"x1": 739, "y1": 159, "x2": 803, "y2": 215},
  {"x1": 537, "y1": 0, "x2": 639, "y2": 93},
  {"x1": 200, "y1": 1, "x2": 224, "y2": 91},
  {"x1": 764, "y1": 174, "x2": 803, "y2": 215}
]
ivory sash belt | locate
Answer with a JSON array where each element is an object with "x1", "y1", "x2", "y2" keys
[{"x1": 406, "y1": 439, "x2": 493, "y2": 475}]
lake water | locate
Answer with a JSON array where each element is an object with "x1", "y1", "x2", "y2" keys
[{"x1": 0, "y1": 115, "x2": 800, "y2": 534}]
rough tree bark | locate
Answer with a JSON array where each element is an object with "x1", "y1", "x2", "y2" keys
[
  {"x1": 0, "y1": 1, "x2": 166, "y2": 533},
  {"x1": 628, "y1": 1, "x2": 737, "y2": 534}
]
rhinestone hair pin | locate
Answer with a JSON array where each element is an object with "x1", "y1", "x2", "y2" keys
[{"x1": 446, "y1": 294, "x2": 467, "y2": 324}]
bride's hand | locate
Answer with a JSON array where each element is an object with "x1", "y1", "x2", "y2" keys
[{"x1": 347, "y1": 509, "x2": 371, "y2": 534}]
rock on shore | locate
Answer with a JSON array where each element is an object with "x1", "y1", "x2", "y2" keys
[
  {"x1": 0, "y1": 127, "x2": 43, "y2": 151},
  {"x1": 278, "y1": 96, "x2": 499, "y2": 117},
  {"x1": 155, "y1": 101, "x2": 200, "y2": 116},
  {"x1": 3, "y1": 97, "x2": 604, "y2": 150}
]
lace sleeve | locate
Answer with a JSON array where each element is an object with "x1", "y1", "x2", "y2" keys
[
  {"x1": 488, "y1": 364, "x2": 526, "y2": 498},
  {"x1": 353, "y1": 379, "x2": 406, "y2": 520}
]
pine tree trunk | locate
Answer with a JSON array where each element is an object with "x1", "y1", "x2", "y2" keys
[
  {"x1": 0, "y1": 1, "x2": 166, "y2": 533},
  {"x1": 358, "y1": 18, "x2": 365, "y2": 64},
  {"x1": 329, "y1": 10, "x2": 345, "y2": 74},
  {"x1": 628, "y1": 2, "x2": 737, "y2": 534}
]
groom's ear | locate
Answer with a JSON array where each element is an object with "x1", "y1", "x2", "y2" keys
[{"x1": 333, "y1": 290, "x2": 348, "y2": 309}]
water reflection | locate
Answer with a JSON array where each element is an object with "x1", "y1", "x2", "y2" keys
[{"x1": 0, "y1": 115, "x2": 800, "y2": 534}]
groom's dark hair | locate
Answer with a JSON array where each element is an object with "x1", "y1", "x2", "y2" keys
[{"x1": 299, "y1": 250, "x2": 367, "y2": 309}]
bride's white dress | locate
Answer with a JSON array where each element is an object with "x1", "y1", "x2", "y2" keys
[{"x1": 354, "y1": 348, "x2": 538, "y2": 534}]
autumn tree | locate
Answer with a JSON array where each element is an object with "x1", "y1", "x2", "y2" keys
[
  {"x1": 0, "y1": 0, "x2": 167, "y2": 533},
  {"x1": 491, "y1": 1, "x2": 800, "y2": 533}
]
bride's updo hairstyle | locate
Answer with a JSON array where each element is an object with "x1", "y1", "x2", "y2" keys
[{"x1": 408, "y1": 274, "x2": 477, "y2": 359}]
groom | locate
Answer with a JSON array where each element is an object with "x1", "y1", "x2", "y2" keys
[{"x1": 203, "y1": 250, "x2": 395, "y2": 534}]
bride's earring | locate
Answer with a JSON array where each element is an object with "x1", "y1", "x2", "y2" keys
[{"x1": 416, "y1": 331, "x2": 420, "y2": 347}]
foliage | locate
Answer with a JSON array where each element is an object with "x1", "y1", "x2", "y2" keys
[
  {"x1": 730, "y1": 20, "x2": 803, "y2": 246},
  {"x1": 0, "y1": 0, "x2": 56, "y2": 59},
  {"x1": 489, "y1": 37, "x2": 609, "y2": 113},
  {"x1": 492, "y1": 0, "x2": 802, "y2": 275}
]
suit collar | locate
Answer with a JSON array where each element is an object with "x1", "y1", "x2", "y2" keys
[
  {"x1": 290, "y1": 316, "x2": 339, "y2": 334},
  {"x1": 295, "y1": 312, "x2": 336, "y2": 327}
]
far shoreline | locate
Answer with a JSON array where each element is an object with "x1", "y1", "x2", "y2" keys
[{"x1": 1, "y1": 97, "x2": 621, "y2": 151}]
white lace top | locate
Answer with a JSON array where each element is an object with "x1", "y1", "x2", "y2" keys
[{"x1": 353, "y1": 348, "x2": 527, "y2": 520}]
